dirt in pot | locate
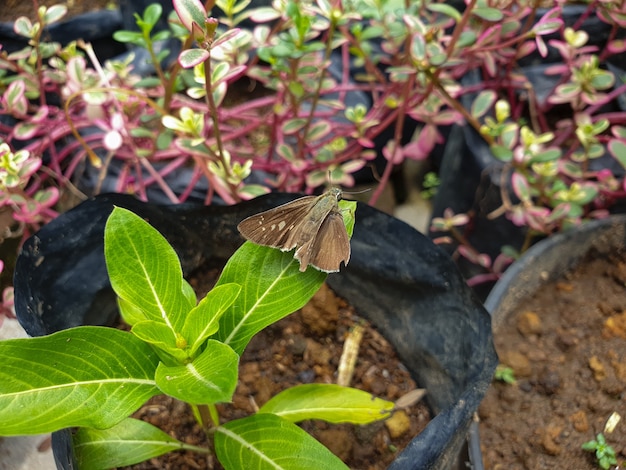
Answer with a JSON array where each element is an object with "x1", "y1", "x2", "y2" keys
[
  {"x1": 479, "y1": 251, "x2": 626, "y2": 469},
  {"x1": 118, "y1": 265, "x2": 431, "y2": 470}
]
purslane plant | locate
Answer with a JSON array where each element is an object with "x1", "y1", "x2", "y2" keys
[
  {"x1": 2, "y1": 1, "x2": 626, "y2": 311},
  {"x1": 430, "y1": 12, "x2": 626, "y2": 286},
  {"x1": 0, "y1": 202, "x2": 413, "y2": 469}
]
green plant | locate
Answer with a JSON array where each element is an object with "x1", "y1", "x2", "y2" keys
[
  {"x1": 430, "y1": 10, "x2": 626, "y2": 285},
  {"x1": 493, "y1": 364, "x2": 516, "y2": 384},
  {"x1": 0, "y1": 202, "x2": 410, "y2": 468},
  {"x1": 582, "y1": 433, "x2": 618, "y2": 470}
]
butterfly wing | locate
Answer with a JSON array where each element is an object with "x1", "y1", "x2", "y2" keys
[
  {"x1": 237, "y1": 196, "x2": 318, "y2": 251},
  {"x1": 295, "y1": 210, "x2": 350, "y2": 273}
]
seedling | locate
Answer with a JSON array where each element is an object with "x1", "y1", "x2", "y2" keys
[
  {"x1": 494, "y1": 365, "x2": 516, "y2": 385},
  {"x1": 582, "y1": 433, "x2": 618, "y2": 470}
]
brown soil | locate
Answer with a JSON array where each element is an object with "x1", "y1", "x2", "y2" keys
[
  {"x1": 0, "y1": 0, "x2": 113, "y2": 23},
  {"x1": 118, "y1": 267, "x2": 431, "y2": 470},
  {"x1": 479, "y1": 252, "x2": 626, "y2": 469}
]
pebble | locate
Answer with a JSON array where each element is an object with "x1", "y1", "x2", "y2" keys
[
  {"x1": 385, "y1": 410, "x2": 411, "y2": 439},
  {"x1": 517, "y1": 311, "x2": 543, "y2": 336},
  {"x1": 568, "y1": 410, "x2": 589, "y2": 432}
]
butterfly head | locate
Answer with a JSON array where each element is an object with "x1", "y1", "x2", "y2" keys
[{"x1": 329, "y1": 187, "x2": 342, "y2": 201}]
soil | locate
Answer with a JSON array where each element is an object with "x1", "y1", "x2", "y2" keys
[
  {"x1": 0, "y1": 0, "x2": 114, "y2": 23},
  {"x1": 479, "y1": 251, "x2": 626, "y2": 469},
  {"x1": 118, "y1": 266, "x2": 431, "y2": 470}
]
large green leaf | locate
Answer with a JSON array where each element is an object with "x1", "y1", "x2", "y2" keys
[
  {"x1": 155, "y1": 340, "x2": 239, "y2": 404},
  {"x1": 0, "y1": 327, "x2": 159, "y2": 435},
  {"x1": 215, "y1": 414, "x2": 348, "y2": 470},
  {"x1": 73, "y1": 417, "x2": 208, "y2": 469},
  {"x1": 259, "y1": 384, "x2": 394, "y2": 424},
  {"x1": 213, "y1": 243, "x2": 326, "y2": 355},
  {"x1": 214, "y1": 200, "x2": 356, "y2": 355},
  {"x1": 105, "y1": 207, "x2": 193, "y2": 332}
]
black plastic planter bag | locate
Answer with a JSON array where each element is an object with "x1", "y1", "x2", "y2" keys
[{"x1": 13, "y1": 193, "x2": 497, "y2": 470}]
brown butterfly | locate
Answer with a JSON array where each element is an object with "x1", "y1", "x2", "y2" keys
[{"x1": 237, "y1": 188, "x2": 350, "y2": 273}]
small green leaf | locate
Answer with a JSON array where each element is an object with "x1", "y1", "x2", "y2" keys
[
  {"x1": 142, "y1": 3, "x2": 163, "y2": 29},
  {"x1": 178, "y1": 48, "x2": 210, "y2": 68},
  {"x1": 181, "y1": 283, "x2": 241, "y2": 357},
  {"x1": 113, "y1": 30, "x2": 144, "y2": 45},
  {"x1": 14, "y1": 16, "x2": 34, "y2": 38},
  {"x1": 277, "y1": 143, "x2": 296, "y2": 161},
  {"x1": 472, "y1": 7, "x2": 503, "y2": 21},
  {"x1": 0, "y1": 327, "x2": 159, "y2": 435},
  {"x1": 426, "y1": 3, "x2": 461, "y2": 21},
  {"x1": 609, "y1": 139, "x2": 626, "y2": 169},
  {"x1": 471, "y1": 90, "x2": 496, "y2": 118},
  {"x1": 215, "y1": 414, "x2": 348, "y2": 469},
  {"x1": 237, "y1": 185, "x2": 271, "y2": 199},
  {"x1": 288, "y1": 81, "x2": 305, "y2": 98},
  {"x1": 490, "y1": 144, "x2": 513, "y2": 162},
  {"x1": 14, "y1": 122, "x2": 38, "y2": 139},
  {"x1": 43, "y1": 5, "x2": 67, "y2": 25},
  {"x1": 132, "y1": 320, "x2": 187, "y2": 362},
  {"x1": 457, "y1": 31, "x2": 477, "y2": 48},
  {"x1": 259, "y1": 384, "x2": 393, "y2": 424},
  {"x1": 155, "y1": 340, "x2": 239, "y2": 404},
  {"x1": 529, "y1": 148, "x2": 562, "y2": 163},
  {"x1": 306, "y1": 120, "x2": 332, "y2": 141},
  {"x1": 73, "y1": 417, "x2": 206, "y2": 469}
]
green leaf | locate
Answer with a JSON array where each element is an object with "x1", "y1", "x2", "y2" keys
[
  {"x1": 178, "y1": 48, "x2": 210, "y2": 68},
  {"x1": 282, "y1": 118, "x2": 307, "y2": 135},
  {"x1": 73, "y1": 417, "x2": 207, "y2": 469},
  {"x1": 259, "y1": 384, "x2": 394, "y2": 424},
  {"x1": 42, "y1": 5, "x2": 67, "y2": 25},
  {"x1": 14, "y1": 16, "x2": 34, "y2": 37},
  {"x1": 338, "y1": 200, "x2": 356, "y2": 237},
  {"x1": 213, "y1": 243, "x2": 326, "y2": 355},
  {"x1": 472, "y1": 7, "x2": 503, "y2": 21},
  {"x1": 306, "y1": 120, "x2": 332, "y2": 141},
  {"x1": 112, "y1": 30, "x2": 144, "y2": 45},
  {"x1": 237, "y1": 184, "x2": 271, "y2": 199},
  {"x1": 181, "y1": 283, "x2": 241, "y2": 357},
  {"x1": 457, "y1": 31, "x2": 476, "y2": 48},
  {"x1": 0, "y1": 327, "x2": 159, "y2": 435},
  {"x1": 132, "y1": 320, "x2": 187, "y2": 362},
  {"x1": 471, "y1": 90, "x2": 496, "y2": 118},
  {"x1": 142, "y1": 3, "x2": 163, "y2": 29},
  {"x1": 529, "y1": 148, "x2": 562, "y2": 163},
  {"x1": 105, "y1": 207, "x2": 193, "y2": 334},
  {"x1": 155, "y1": 340, "x2": 239, "y2": 404},
  {"x1": 215, "y1": 414, "x2": 348, "y2": 469},
  {"x1": 609, "y1": 139, "x2": 626, "y2": 169},
  {"x1": 490, "y1": 144, "x2": 513, "y2": 162},
  {"x1": 426, "y1": 3, "x2": 461, "y2": 21}
]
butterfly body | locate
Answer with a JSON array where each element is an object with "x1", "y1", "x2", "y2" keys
[{"x1": 237, "y1": 188, "x2": 350, "y2": 273}]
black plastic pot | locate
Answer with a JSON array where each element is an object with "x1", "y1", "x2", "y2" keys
[
  {"x1": 468, "y1": 214, "x2": 626, "y2": 468},
  {"x1": 14, "y1": 193, "x2": 497, "y2": 470}
]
